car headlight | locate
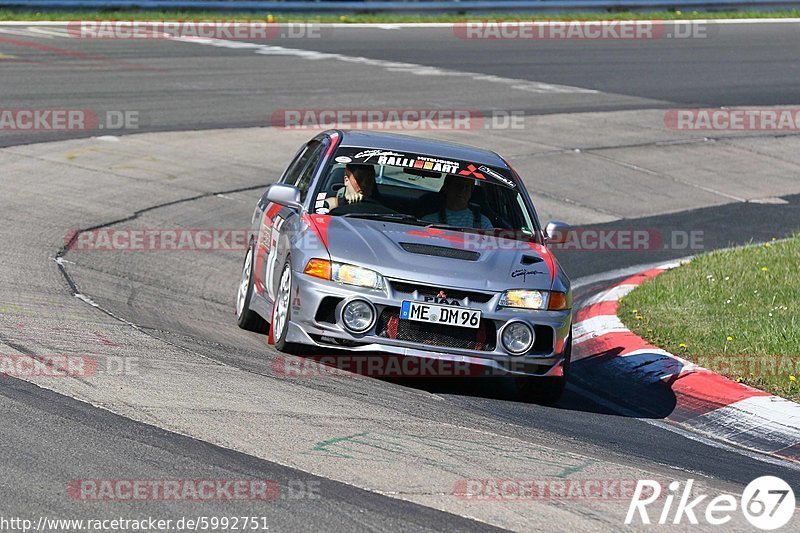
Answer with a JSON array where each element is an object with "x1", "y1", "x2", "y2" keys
[
  {"x1": 499, "y1": 289, "x2": 547, "y2": 310},
  {"x1": 304, "y1": 259, "x2": 384, "y2": 290},
  {"x1": 499, "y1": 290, "x2": 569, "y2": 310}
]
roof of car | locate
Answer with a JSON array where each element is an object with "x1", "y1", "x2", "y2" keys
[{"x1": 335, "y1": 130, "x2": 510, "y2": 170}]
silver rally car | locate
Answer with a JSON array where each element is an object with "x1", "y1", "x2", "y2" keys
[{"x1": 236, "y1": 130, "x2": 572, "y2": 403}]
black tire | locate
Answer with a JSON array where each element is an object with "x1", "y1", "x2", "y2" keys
[
  {"x1": 514, "y1": 333, "x2": 572, "y2": 405},
  {"x1": 236, "y1": 242, "x2": 269, "y2": 333},
  {"x1": 273, "y1": 258, "x2": 302, "y2": 354}
]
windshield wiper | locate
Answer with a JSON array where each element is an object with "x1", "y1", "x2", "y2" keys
[
  {"x1": 424, "y1": 223, "x2": 472, "y2": 233},
  {"x1": 339, "y1": 214, "x2": 481, "y2": 233},
  {"x1": 341, "y1": 213, "x2": 423, "y2": 223}
]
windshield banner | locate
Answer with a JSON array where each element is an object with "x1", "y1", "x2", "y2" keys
[{"x1": 333, "y1": 147, "x2": 517, "y2": 189}]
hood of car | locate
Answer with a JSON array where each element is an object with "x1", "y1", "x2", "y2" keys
[{"x1": 322, "y1": 217, "x2": 555, "y2": 292}]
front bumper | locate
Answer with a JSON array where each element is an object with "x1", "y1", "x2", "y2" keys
[{"x1": 285, "y1": 272, "x2": 572, "y2": 377}]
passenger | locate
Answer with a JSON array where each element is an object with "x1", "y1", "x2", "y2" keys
[
  {"x1": 328, "y1": 164, "x2": 397, "y2": 215},
  {"x1": 422, "y1": 175, "x2": 492, "y2": 229}
]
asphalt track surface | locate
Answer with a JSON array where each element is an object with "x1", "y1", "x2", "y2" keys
[
  {"x1": 1, "y1": 21, "x2": 800, "y2": 146},
  {"x1": 1, "y1": 21, "x2": 800, "y2": 531}
]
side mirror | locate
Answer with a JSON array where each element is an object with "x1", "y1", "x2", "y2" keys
[
  {"x1": 261, "y1": 184, "x2": 303, "y2": 211},
  {"x1": 544, "y1": 221, "x2": 570, "y2": 244}
]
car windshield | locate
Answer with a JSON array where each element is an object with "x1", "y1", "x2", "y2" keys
[{"x1": 314, "y1": 155, "x2": 538, "y2": 240}]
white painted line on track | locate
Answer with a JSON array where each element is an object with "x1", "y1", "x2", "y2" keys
[
  {"x1": 327, "y1": 18, "x2": 800, "y2": 27},
  {"x1": 573, "y1": 256, "x2": 800, "y2": 465},
  {"x1": 4, "y1": 19, "x2": 800, "y2": 27},
  {"x1": 567, "y1": 382, "x2": 800, "y2": 472},
  {"x1": 571, "y1": 255, "x2": 693, "y2": 290},
  {"x1": 23, "y1": 26, "x2": 70, "y2": 38},
  {"x1": 582, "y1": 283, "x2": 636, "y2": 306},
  {"x1": 0, "y1": 27, "x2": 60, "y2": 38},
  {"x1": 573, "y1": 314, "x2": 628, "y2": 345},
  {"x1": 686, "y1": 395, "x2": 800, "y2": 447},
  {"x1": 573, "y1": 236, "x2": 792, "y2": 292},
  {"x1": 172, "y1": 35, "x2": 598, "y2": 95}
]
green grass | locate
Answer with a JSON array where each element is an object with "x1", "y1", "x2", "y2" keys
[
  {"x1": 2, "y1": 9, "x2": 800, "y2": 23},
  {"x1": 619, "y1": 235, "x2": 800, "y2": 401}
]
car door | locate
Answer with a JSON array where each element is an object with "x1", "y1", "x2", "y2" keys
[{"x1": 256, "y1": 139, "x2": 327, "y2": 302}]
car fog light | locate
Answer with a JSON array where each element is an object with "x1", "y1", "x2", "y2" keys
[
  {"x1": 501, "y1": 322, "x2": 535, "y2": 355},
  {"x1": 341, "y1": 299, "x2": 375, "y2": 334}
]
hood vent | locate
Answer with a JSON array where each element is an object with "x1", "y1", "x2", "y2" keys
[
  {"x1": 399, "y1": 242, "x2": 480, "y2": 261},
  {"x1": 521, "y1": 255, "x2": 544, "y2": 265}
]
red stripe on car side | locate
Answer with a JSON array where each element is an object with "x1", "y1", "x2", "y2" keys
[{"x1": 303, "y1": 214, "x2": 332, "y2": 251}]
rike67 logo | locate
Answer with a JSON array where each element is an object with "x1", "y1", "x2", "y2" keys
[{"x1": 626, "y1": 477, "x2": 795, "y2": 530}]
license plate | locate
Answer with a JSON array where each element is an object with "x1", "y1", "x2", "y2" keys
[{"x1": 400, "y1": 301, "x2": 481, "y2": 329}]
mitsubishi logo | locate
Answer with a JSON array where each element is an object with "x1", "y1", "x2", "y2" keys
[
  {"x1": 424, "y1": 290, "x2": 461, "y2": 306},
  {"x1": 457, "y1": 164, "x2": 486, "y2": 179}
]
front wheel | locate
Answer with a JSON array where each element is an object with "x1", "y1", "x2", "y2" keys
[
  {"x1": 514, "y1": 333, "x2": 572, "y2": 405},
  {"x1": 272, "y1": 258, "x2": 302, "y2": 354},
  {"x1": 236, "y1": 242, "x2": 268, "y2": 333}
]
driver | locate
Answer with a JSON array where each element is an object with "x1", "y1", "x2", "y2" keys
[
  {"x1": 422, "y1": 175, "x2": 492, "y2": 229},
  {"x1": 328, "y1": 164, "x2": 397, "y2": 215}
]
